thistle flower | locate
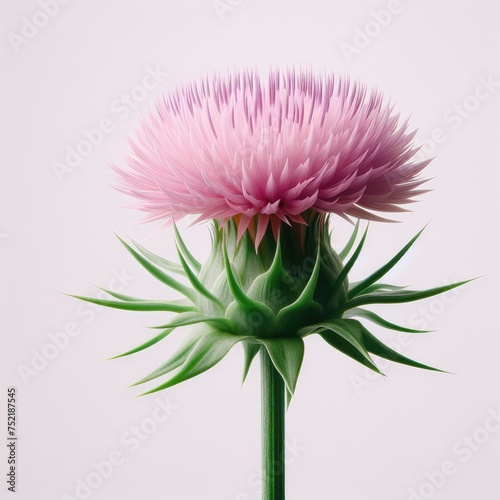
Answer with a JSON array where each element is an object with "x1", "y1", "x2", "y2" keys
[
  {"x1": 114, "y1": 70, "x2": 429, "y2": 247},
  {"x1": 72, "y1": 69, "x2": 469, "y2": 397},
  {"x1": 74, "y1": 69, "x2": 468, "y2": 500}
]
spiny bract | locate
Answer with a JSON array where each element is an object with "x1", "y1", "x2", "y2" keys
[{"x1": 73, "y1": 216, "x2": 467, "y2": 398}]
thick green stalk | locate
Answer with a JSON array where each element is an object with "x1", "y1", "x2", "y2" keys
[{"x1": 261, "y1": 347, "x2": 286, "y2": 500}]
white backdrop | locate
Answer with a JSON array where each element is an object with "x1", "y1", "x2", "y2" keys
[{"x1": 1, "y1": 1, "x2": 499, "y2": 499}]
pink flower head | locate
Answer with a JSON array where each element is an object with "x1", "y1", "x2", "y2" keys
[{"x1": 115, "y1": 69, "x2": 429, "y2": 247}]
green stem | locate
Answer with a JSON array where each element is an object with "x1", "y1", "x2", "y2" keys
[{"x1": 261, "y1": 347, "x2": 286, "y2": 500}]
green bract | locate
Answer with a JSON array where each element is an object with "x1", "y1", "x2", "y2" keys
[{"x1": 73, "y1": 215, "x2": 468, "y2": 398}]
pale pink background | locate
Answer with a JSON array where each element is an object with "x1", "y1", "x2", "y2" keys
[{"x1": 1, "y1": 1, "x2": 499, "y2": 499}]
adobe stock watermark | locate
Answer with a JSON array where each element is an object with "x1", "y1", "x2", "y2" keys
[
  {"x1": 7, "y1": 0, "x2": 72, "y2": 54},
  {"x1": 339, "y1": 0, "x2": 404, "y2": 63},
  {"x1": 350, "y1": 282, "x2": 462, "y2": 395},
  {"x1": 408, "y1": 406, "x2": 500, "y2": 499},
  {"x1": 413, "y1": 74, "x2": 500, "y2": 163},
  {"x1": 213, "y1": 0, "x2": 245, "y2": 21},
  {"x1": 235, "y1": 439, "x2": 305, "y2": 500},
  {"x1": 51, "y1": 65, "x2": 169, "y2": 183},
  {"x1": 60, "y1": 396, "x2": 178, "y2": 500},
  {"x1": 17, "y1": 268, "x2": 134, "y2": 386}
]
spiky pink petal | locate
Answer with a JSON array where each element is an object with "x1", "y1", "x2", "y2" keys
[{"x1": 115, "y1": 69, "x2": 429, "y2": 237}]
